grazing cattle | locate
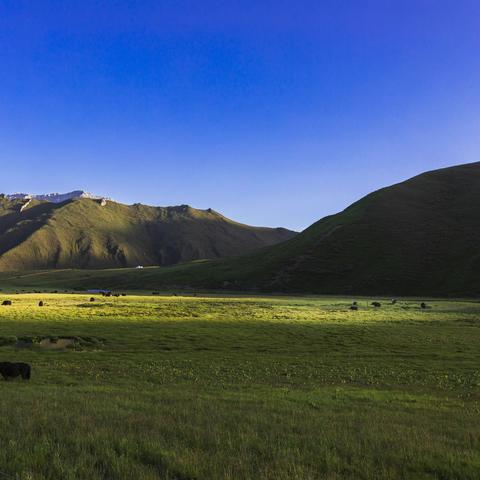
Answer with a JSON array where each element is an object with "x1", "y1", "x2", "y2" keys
[
  {"x1": 90, "y1": 297, "x2": 95, "y2": 302},
  {"x1": 38, "y1": 301, "x2": 44, "y2": 307},
  {"x1": 0, "y1": 362, "x2": 31, "y2": 380},
  {"x1": 352, "y1": 301, "x2": 358, "y2": 306},
  {"x1": 2, "y1": 300, "x2": 12, "y2": 306},
  {"x1": 350, "y1": 305, "x2": 358, "y2": 311},
  {"x1": 421, "y1": 302, "x2": 427, "y2": 309},
  {"x1": 371, "y1": 301, "x2": 381, "y2": 308}
]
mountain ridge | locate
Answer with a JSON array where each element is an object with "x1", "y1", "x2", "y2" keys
[
  {"x1": 15, "y1": 161, "x2": 478, "y2": 296},
  {"x1": 3, "y1": 161, "x2": 480, "y2": 296},
  {"x1": 0, "y1": 196, "x2": 296, "y2": 270}
]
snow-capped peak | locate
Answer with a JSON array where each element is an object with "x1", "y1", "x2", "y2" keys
[{"x1": 6, "y1": 190, "x2": 105, "y2": 203}]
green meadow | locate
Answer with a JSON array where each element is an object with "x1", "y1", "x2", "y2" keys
[{"x1": 0, "y1": 293, "x2": 478, "y2": 479}]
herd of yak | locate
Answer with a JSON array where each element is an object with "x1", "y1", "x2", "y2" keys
[{"x1": 349, "y1": 300, "x2": 429, "y2": 310}]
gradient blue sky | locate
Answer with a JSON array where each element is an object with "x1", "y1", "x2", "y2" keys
[{"x1": 1, "y1": 1, "x2": 479, "y2": 230}]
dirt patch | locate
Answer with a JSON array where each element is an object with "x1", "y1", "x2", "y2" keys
[{"x1": 39, "y1": 338, "x2": 75, "y2": 349}]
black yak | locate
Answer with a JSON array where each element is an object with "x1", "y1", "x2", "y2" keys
[
  {"x1": 0, "y1": 362, "x2": 31, "y2": 380},
  {"x1": 2, "y1": 300, "x2": 12, "y2": 306},
  {"x1": 371, "y1": 301, "x2": 381, "y2": 308},
  {"x1": 38, "y1": 301, "x2": 44, "y2": 307}
]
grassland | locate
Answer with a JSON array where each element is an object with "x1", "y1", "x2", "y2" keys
[{"x1": 0, "y1": 292, "x2": 477, "y2": 479}]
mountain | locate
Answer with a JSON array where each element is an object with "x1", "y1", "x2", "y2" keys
[
  {"x1": 223, "y1": 160, "x2": 480, "y2": 296},
  {"x1": 3, "y1": 162, "x2": 479, "y2": 296},
  {"x1": 13, "y1": 161, "x2": 477, "y2": 296},
  {"x1": 0, "y1": 194, "x2": 296, "y2": 270}
]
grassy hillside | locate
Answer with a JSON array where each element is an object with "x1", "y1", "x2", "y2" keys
[
  {"x1": 0, "y1": 293, "x2": 477, "y2": 478},
  {"x1": 251, "y1": 160, "x2": 480, "y2": 296},
  {"x1": 0, "y1": 197, "x2": 295, "y2": 270}
]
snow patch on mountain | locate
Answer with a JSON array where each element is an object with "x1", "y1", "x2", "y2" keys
[{"x1": 6, "y1": 190, "x2": 107, "y2": 204}]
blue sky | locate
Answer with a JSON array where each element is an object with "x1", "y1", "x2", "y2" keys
[{"x1": 1, "y1": 1, "x2": 479, "y2": 231}]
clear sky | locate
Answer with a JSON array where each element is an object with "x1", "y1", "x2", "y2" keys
[{"x1": 1, "y1": 1, "x2": 479, "y2": 231}]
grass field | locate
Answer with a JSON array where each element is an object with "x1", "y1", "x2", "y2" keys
[{"x1": 0, "y1": 292, "x2": 478, "y2": 479}]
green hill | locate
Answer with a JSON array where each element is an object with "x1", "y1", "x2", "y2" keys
[
  {"x1": 0, "y1": 196, "x2": 296, "y2": 270},
  {"x1": 204, "y1": 160, "x2": 480, "y2": 296},
  {"x1": 245, "y1": 160, "x2": 480, "y2": 296},
  {"x1": 3, "y1": 162, "x2": 480, "y2": 296}
]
